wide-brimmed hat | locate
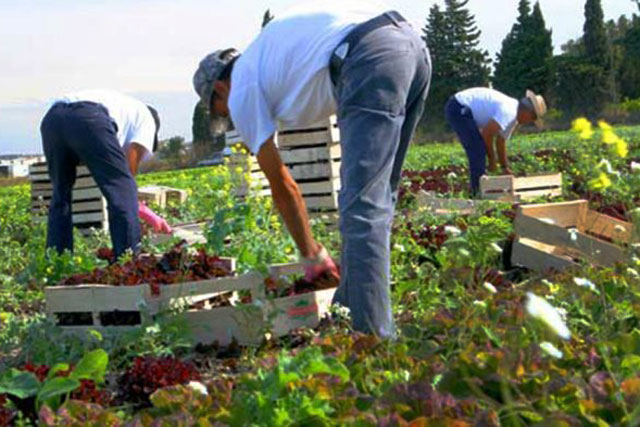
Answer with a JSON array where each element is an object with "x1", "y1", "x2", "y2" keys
[
  {"x1": 193, "y1": 48, "x2": 240, "y2": 135},
  {"x1": 525, "y1": 89, "x2": 547, "y2": 127}
]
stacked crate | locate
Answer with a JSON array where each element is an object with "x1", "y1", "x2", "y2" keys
[
  {"x1": 511, "y1": 200, "x2": 636, "y2": 272},
  {"x1": 29, "y1": 162, "x2": 108, "y2": 233},
  {"x1": 228, "y1": 116, "x2": 341, "y2": 218},
  {"x1": 480, "y1": 173, "x2": 563, "y2": 201},
  {"x1": 138, "y1": 186, "x2": 188, "y2": 209}
]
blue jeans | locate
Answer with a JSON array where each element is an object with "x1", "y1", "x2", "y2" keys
[
  {"x1": 331, "y1": 21, "x2": 432, "y2": 337},
  {"x1": 40, "y1": 102, "x2": 141, "y2": 258},
  {"x1": 445, "y1": 97, "x2": 487, "y2": 194}
]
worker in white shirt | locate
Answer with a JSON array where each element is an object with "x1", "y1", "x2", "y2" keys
[
  {"x1": 193, "y1": 1, "x2": 431, "y2": 338},
  {"x1": 40, "y1": 90, "x2": 172, "y2": 260},
  {"x1": 445, "y1": 88, "x2": 547, "y2": 194}
]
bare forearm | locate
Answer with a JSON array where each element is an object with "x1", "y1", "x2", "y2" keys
[
  {"x1": 482, "y1": 131, "x2": 496, "y2": 167},
  {"x1": 496, "y1": 137, "x2": 508, "y2": 168},
  {"x1": 271, "y1": 178, "x2": 318, "y2": 258}
]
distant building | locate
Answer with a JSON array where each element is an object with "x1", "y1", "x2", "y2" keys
[{"x1": 0, "y1": 155, "x2": 45, "y2": 178}]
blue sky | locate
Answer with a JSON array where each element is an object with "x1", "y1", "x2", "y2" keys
[{"x1": 0, "y1": 0, "x2": 637, "y2": 154}]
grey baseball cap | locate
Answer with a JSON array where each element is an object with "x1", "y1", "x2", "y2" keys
[{"x1": 193, "y1": 48, "x2": 240, "y2": 134}]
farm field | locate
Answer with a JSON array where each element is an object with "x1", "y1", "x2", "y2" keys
[{"x1": 1, "y1": 122, "x2": 640, "y2": 425}]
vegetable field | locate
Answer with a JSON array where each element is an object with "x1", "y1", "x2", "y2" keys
[{"x1": 1, "y1": 121, "x2": 640, "y2": 426}]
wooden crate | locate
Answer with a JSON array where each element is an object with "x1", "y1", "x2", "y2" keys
[
  {"x1": 228, "y1": 117, "x2": 341, "y2": 215},
  {"x1": 148, "y1": 222, "x2": 208, "y2": 246},
  {"x1": 480, "y1": 173, "x2": 562, "y2": 201},
  {"x1": 44, "y1": 258, "x2": 254, "y2": 327},
  {"x1": 511, "y1": 237, "x2": 578, "y2": 273},
  {"x1": 416, "y1": 191, "x2": 498, "y2": 216},
  {"x1": 138, "y1": 186, "x2": 188, "y2": 209},
  {"x1": 265, "y1": 262, "x2": 337, "y2": 337},
  {"x1": 29, "y1": 162, "x2": 109, "y2": 232},
  {"x1": 514, "y1": 200, "x2": 635, "y2": 267}
]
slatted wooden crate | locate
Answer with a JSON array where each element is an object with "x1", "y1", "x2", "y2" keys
[
  {"x1": 511, "y1": 237, "x2": 578, "y2": 273},
  {"x1": 47, "y1": 260, "x2": 337, "y2": 347},
  {"x1": 138, "y1": 186, "x2": 188, "y2": 209},
  {"x1": 512, "y1": 200, "x2": 635, "y2": 270},
  {"x1": 480, "y1": 173, "x2": 562, "y2": 201},
  {"x1": 29, "y1": 162, "x2": 108, "y2": 233},
  {"x1": 45, "y1": 258, "x2": 251, "y2": 328},
  {"x1": 416, "y1": 191, "x2": 498, "y2": 216},
  {"x1": 228, "y1": 116, "x2": 341, "y2": 215},
  {"x1": 148, "y1": 222, "x2": 208, "y2": 246},
  {"x1": 186, "y1": 262, "x2": 337, "y2": 346}
]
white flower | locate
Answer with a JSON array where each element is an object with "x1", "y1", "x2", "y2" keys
[
  {"x1": 556, "y1": 307, "x2": 568, "y2": 321},
  {"x1": 540, "y1": 342, "x2": 564, "y2": 359},
  {"x1": 483, "y1": 282, "x2": 498, "y2": 294},
  {"x1": 614, "y1": 225, "x2": 626, "y2": 234},
  {"x1": 631, "y1": 162, "x2": 640, "y2": 173},
  {"x1": 627, "y1": 268, "x2": 639, "y2": 279},
  {"x1": 459, "y1": 248, "x2": 471, "y2": 257},
  {"x1": 332, "y1": 303, "x2": 351, "y2": 320},
  {"x1": 540, "y1": 218, "x2": 556, "y2": 225},
  {"x1": 598, "y1": 159, "x2": 614, "y2": 174},
  {"x1": 188, "y1": 381, "x2": 208, "y2": 396},
  {"x1": 394, "y1": 244, "x2": 406, "y2": 253},
  {"x1": 490, "y1": 243, "x2": 503, "y2": 254},
  {"x1": 444, "y1": 226, "x2": 462, "y2": 237},
  {"x1": 568, "y1": 228, "x2": 579, "y2": 242},
  {"x1": 473, "y1": 300, "x2": 487, "y2": 308},
  {"x1": 145, "y1": 324, "x2": 161, "y2": 335},
  {"x1": 525, "y1": 292, "x2": 572, "y2": 340},
  {"x1": 447, "y1": 172, "x2": 458, "y2": 180},
  {"x1": 573, "y1": 277, "x2": 599, "y2": 294}
]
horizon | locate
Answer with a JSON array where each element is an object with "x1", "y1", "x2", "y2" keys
[{"x1": 0, "y1": 0, "x2": 637, "y2": 155}]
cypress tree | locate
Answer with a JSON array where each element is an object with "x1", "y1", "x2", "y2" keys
[
  {"x1": 493, "y1": 1, "x2": 553, "y2": 97},
  {"x1": 583, "y1": 0, "x2": 608, "y2": 66},
  {"x1": 192, "y1": 101, "x2": 211, "y2": 147},
  {"x1": 421, "y1": 1, "x2": 490, "y2": 128}
]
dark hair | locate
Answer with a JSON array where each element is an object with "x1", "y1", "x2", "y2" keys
[
  {"x1": 147, "y1": 105, "x2": 161, "y2": 152},
  {"x1": 518, "y1": 98, "x2": 537, "y2": 119},
  {"x1": 219, "y1": 49, "x2": 240, "y2": 81}
]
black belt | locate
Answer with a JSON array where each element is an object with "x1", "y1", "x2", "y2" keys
[{"x1": 329, "y1": 11, "x2": 407, "y2": 86}]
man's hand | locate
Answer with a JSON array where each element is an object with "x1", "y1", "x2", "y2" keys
[
  {"x1": 303, "y1": 244, "x2": 340, "y2": 283},
  {"x1": 488, "y1": 161, "x2": 498, "y2": 173},
  {"x1": 502, "y1": 167, "x2": 514, "y2": 176},
  {"x1": 138, "y1": 202, "x2": 172, "y2": 234}
]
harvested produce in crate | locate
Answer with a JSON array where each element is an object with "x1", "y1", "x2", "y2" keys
[
  {"x1": 264, "y1": 269, "x2": 341, "y2": 299},
  {"x1": 59, "y1": 243, "x2": 231, "y2": 295}
]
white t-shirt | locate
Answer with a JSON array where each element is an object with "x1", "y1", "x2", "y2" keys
[
  {"x1": 229, "y1": 0, "x2": 383, "y2": 154},
  {"x1": 53, "y1": 89, "x2": 157, "y2": 158},
  {"x1": 455, "y1": 88, "x2": 519, "y2": 140}
]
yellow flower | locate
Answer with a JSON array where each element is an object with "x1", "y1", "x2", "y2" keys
[
  {"x1": 572, "y1": 118, "x2": 593, "y2": 139},
  {"x1": 601, "y1": 129, "x2": 619, "y2": 145},
  {"x1": 615, "y1": 139, "x2": 629, "y2": 158},
  {"x1": 598, "y1": 121, "x2": 613, "y2": 131},
  {"x1": 234, "y1": 166, "x2": 244, "y2": 175},
  {"x1": 588, "y1": 172, "x2": 612, "y2": 190}
]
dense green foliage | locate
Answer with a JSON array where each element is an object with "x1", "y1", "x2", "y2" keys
[{"x1": 1, "y1": 124, "x2": 640, "y2": 424}]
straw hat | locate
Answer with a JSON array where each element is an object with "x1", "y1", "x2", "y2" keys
[{"x1": 525, "y1": 89, "x2": 547, "y2": 127}]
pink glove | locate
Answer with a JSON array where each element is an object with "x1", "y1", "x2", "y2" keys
[
  {"x1": 303, "y1": 245, "x2": 339, "y2": 283},
  {"x1": 138, "y1": 202, "x2": 172, "y2": 234}
]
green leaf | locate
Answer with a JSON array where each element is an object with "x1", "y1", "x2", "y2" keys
[
  {"x1": 482, "y1": 326, "x2": 503, "y2": 348},
  {"x1": 46, "y1": 363, "x2": 70, "y2": 381},
  {"x1": 0, "y1": 369, "x2": 41, "y2": 399},
  {"x1": 70, "y1": 349, "x2": 108, "y2": 383},
  {"x1": 37, "y1": 377, "x2": 81, "y2": 410}
]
